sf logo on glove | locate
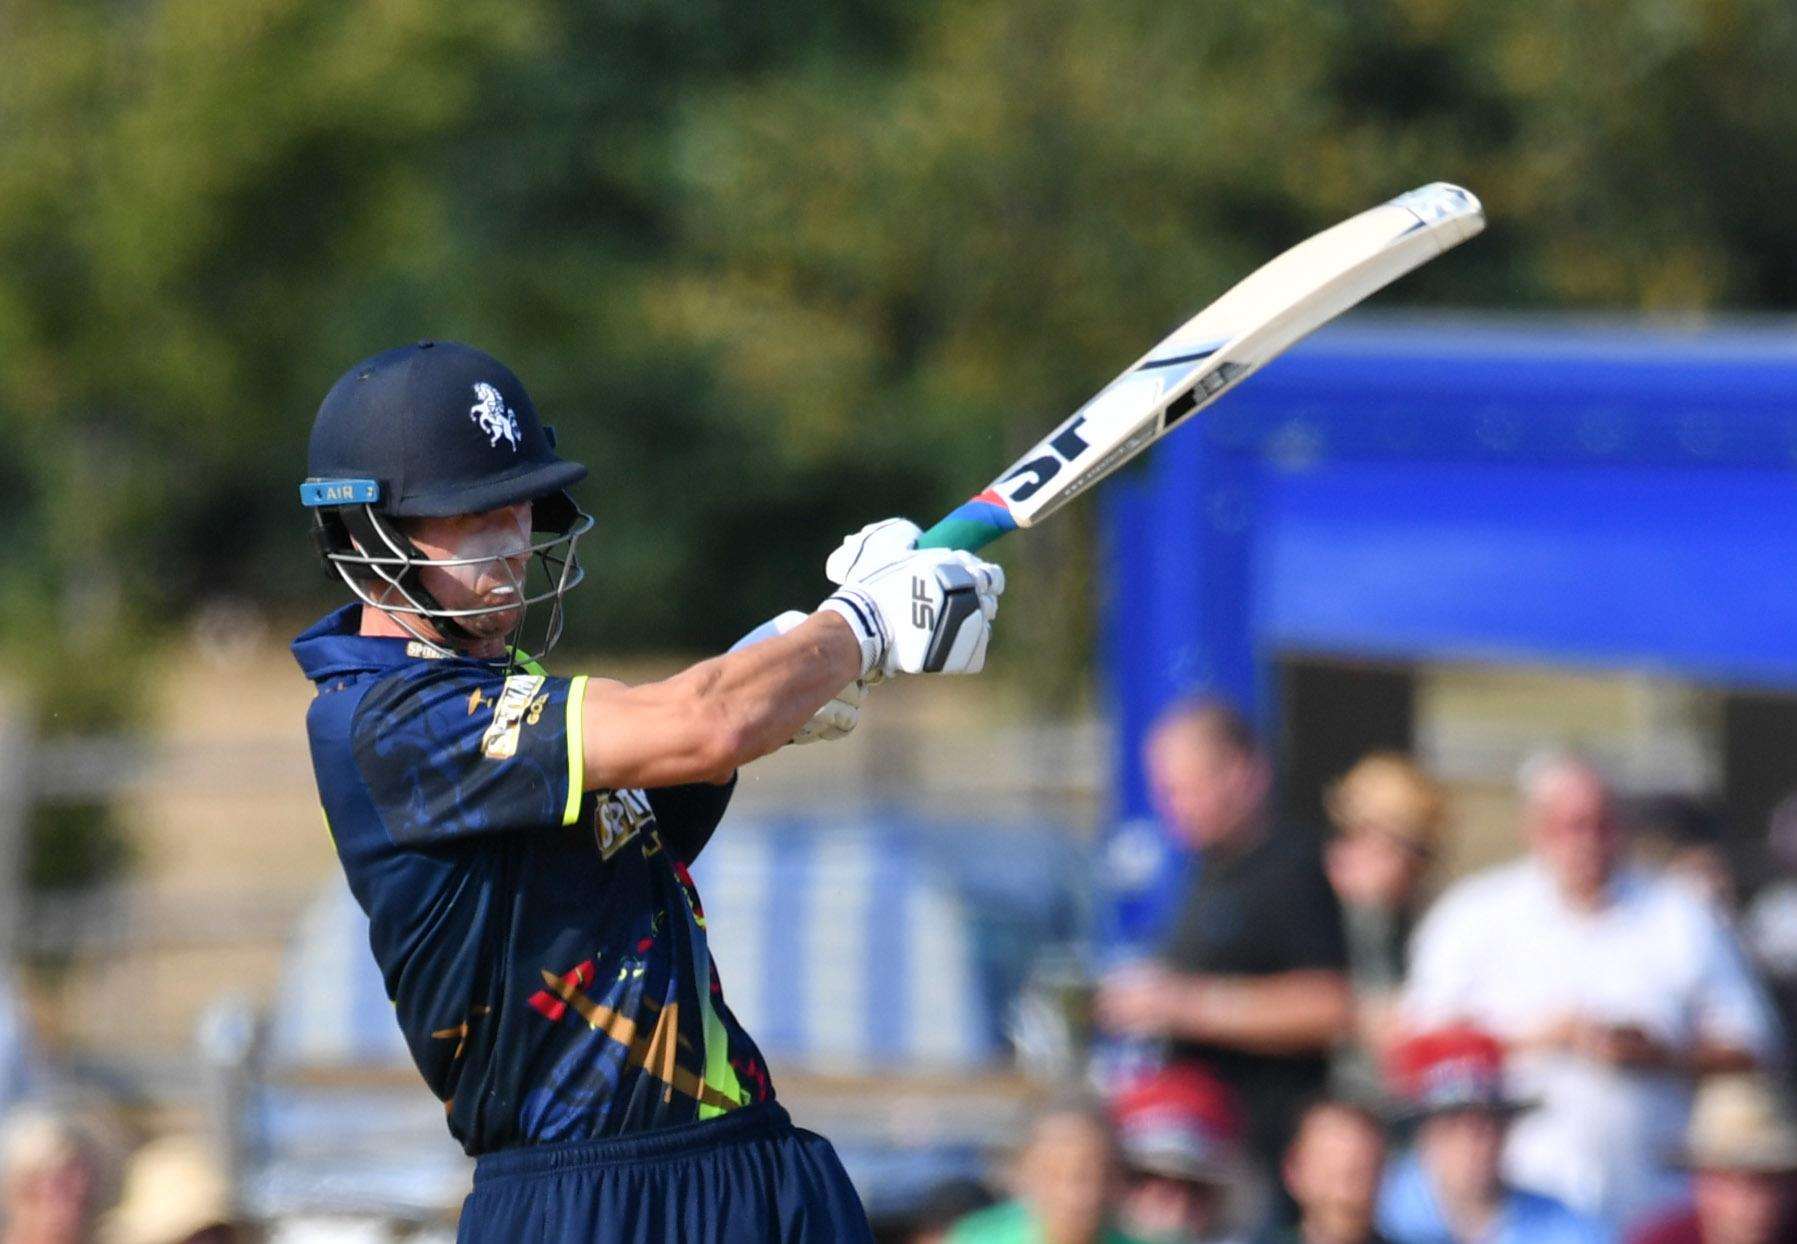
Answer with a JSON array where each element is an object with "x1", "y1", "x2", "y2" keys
[{"x1": 910, "y1": 577, "x2": 936, "y2": 629}]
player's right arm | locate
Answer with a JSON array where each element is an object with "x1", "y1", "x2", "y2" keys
[{"x1": 577, "y1": 532, "x2": 1003, "y2": 791}]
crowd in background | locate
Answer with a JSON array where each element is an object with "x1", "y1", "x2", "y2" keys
[
  {"x1": 4, "y1": 696, "x2": 1797, "y2": 1244},
  {"x1": 904, "y1": 698, "x2": 1797, "y2": 1244},
  {"x1": 0, "y1": 1105, "x2": 241, "y2": 1244}
]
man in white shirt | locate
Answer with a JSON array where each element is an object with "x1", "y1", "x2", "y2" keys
[{"x1": 1403, "y1": 753, "x2": 1781, "y2": 1232}]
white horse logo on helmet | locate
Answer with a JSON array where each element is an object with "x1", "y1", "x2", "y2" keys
[{"x1": 469, "y1": 382, "x2": 521, "y2": 452}]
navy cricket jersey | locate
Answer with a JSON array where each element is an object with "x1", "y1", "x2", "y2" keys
[{"x1": 292, "y1": 605, "x2": 775, "y2": 1154}]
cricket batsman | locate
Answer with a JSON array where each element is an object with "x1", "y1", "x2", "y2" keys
[{"x1": 290, "y1": 340, "x2": 1005, "y2": 1241}]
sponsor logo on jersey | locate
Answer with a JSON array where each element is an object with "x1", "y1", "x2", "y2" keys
[
  {"x1": 594, "y1": 787, "x2": 654, "y2": 860},
  {"x1": 469, "y1": 381, "x2": 521, "y2": 451},
  {"x1": 479, "y1": 674, "x2": 548, "y2": 760}
]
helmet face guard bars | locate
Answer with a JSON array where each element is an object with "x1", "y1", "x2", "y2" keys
[{"x1": 308, "y1": 486, "x2": 594, "y2": 665}]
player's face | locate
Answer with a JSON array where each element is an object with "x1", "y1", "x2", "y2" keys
[{"x1": 405, "y1": 502, "x2": 534, "y2": 652}]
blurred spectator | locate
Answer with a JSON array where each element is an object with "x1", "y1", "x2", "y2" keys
[
  {"x1": 100, "y1": 1135, "x2": 239, "y2": 1244},
  {"x1": 1111, "y1": 1066, "x2": 1258, "y2": 1244},
  {"x1": 1260, "y1": 1099, "x2": 1390, "y2": 1244},
  {"x1": 0, "y1": 1107, "x2": 117, "y2": 1244},
  {"x1": 1627, "y1": 1073, "x2": 1797, "y2": 1244},
  {"x1": 1323, "y1": 755, "x2": 1446, "y2": 1099},
  {"x1": 1742, "y1": 793, "x2": 1797, "y2": 1054},
  {"x1": 0, "y1": 975, "x2": 33, "y2": 1121},
  {"x1": 1098, "y1": 700, "x2": 1350, "y2": 1187},
  {"x1": 909, "y1": 1179, "x2": 1001, "y2": 1244},
  {"x1": 1376, "y1": 1029, "x2": 1608, "y2": 1244},
  {"x1": 948, "y1": 1096, "x2": 1148, "y2": 1244},
  {"x1": 1628, "y1": 796, "x2": 1735, "y2": 917},
  {"x1": 1404, "y1": 753, "x2": 1779, "y2": 1228}
]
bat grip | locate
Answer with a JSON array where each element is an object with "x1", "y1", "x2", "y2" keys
[{"x1": 915, "y1": 495, "x2": 1018, "y2": 552}]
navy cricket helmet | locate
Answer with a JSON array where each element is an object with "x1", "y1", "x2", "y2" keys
[{"x1": 301, "y1": 340, "x2": 594, "y2": 660}]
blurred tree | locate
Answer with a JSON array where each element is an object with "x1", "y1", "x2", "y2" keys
[
  {"x1": 660, "y1": 0, "x2": 1797, "y2": 704},
  {"x1": 0, "y1": 0, "x2": 1793, "y2": 746}
]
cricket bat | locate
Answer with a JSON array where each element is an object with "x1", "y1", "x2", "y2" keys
[{"x1": 915, "y1": 183, "x2": 1485, "y2": 552}]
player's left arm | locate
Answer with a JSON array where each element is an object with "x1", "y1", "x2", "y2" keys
[
  {"x1": 575, "y1": 610, "x2": 866, "y2": 791},
  {"x1": 575, "y1": 531, "x2": 1002, "y2": 792}
]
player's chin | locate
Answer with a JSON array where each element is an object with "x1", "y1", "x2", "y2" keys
[{"x1": 464, "y1": 603, "x2": 525, "y2": 639}]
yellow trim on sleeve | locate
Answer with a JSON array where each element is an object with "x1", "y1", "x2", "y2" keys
[{"x1": 563, "y1": 674, "x2": 590, "y2": 826}]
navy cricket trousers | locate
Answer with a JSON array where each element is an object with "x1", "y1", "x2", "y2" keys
[{"x1": 457, "y1": 1102, "x2": 874, "y2": 1243}]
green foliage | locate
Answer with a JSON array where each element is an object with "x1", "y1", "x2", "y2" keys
[{"x1": 1, "y1": 0, "x2": 1795, "y2": 723}]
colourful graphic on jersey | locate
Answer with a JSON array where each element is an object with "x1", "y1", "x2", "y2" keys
[
  {"x1": 293, "y1": 604, "x2": 774, "y2": 1154},
  {"x1": 525, "y1": 821, "x2": 752, "y2": 1118}
]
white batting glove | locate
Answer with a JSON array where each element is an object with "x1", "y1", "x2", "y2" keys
[
  {"x1": 730, "y1": 611, "x2": 866, "y2": 744},
  {"x1": 819, "y1": 519, "x2": 1004, "y2": 678},
  {"x1": 825, "y1": 518, "x2": 924, "y2": 585}
]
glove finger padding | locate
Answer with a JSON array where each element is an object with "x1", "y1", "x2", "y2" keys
[
  {"x1": 826, "y1": 518, "x2": 923, "y2": 585},
  {"x1": 948, "y1": 552, "x2": 1005, "y2": 599},
  {"x1": 791, "y1": 679, "x2": 866, "y2": 744}
]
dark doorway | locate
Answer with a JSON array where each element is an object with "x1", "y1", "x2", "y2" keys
[
  {"x1": 1276, "y1": 658, "x2": 1417, "y2": 832},
  {"x1": 1722, "y1": 691, "x2": 1797, "y2": 887}
]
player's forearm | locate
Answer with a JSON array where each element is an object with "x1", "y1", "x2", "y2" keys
[
  {"x1": 579, "y1": 613, "x2": 861, "y2": 789},
  {"x1": 1166, "y1": 971, "x2": 1353, "y2": 1053},
  {"x1": 680, "y1": 612, "x2": 863, "y2": 772}
]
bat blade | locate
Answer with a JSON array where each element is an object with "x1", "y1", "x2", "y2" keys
[{"x1": 917, "y1": 183, "x2": 1484, "y2": 552}]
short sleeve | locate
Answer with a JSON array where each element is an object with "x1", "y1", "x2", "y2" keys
[
  {"x1": 1688, "y1": 905, "x2": 1784, "y2": 1061},
  {"x1": 1403, "y1": 878, "x2": 1498, "y2": 1029},
  {"x1": 351, "y1": 665, "x2": 590, "y2": 844},
  {"x1": 1275, "y1": 849, "x2": 1349, "y2": 972}
]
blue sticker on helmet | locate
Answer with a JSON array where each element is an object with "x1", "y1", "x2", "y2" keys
[{"x1": 300, "y1": 478, "x2": 382, "y2": 507}]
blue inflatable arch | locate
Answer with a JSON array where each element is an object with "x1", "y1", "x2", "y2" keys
[{"x1": 1103, "y1": 318, "x2": 1797, "y2": 899}]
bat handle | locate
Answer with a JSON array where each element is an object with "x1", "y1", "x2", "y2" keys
[{"x1": 915, "y1": 492, "x2": 1018, "y2": 552}]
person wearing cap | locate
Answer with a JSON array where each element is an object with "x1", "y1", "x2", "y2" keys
[
  {"x1": 1375, "y1": 1028, "x2": 1609, "y2": 1244},
  {"x1": 1261, "y1": 1099, "x2": 1392, "y2": 1244},
  {"x1": 100, "y1": 1136, "x2": 238, "y2": 1244},
  {"x1": 948, "y1": 1097, "x2": 1152, "y2": 1244},
  {"x1": 1403, "y1": 753, "x2": 1779, "y2": 1229},
  {"x1": 1111, "y1": 1067, "x2": 1258, "y2": 1244},
  {"x1": 1627, "y1": 1073, "x2": 1797, "y2": 1244},
  {"x1": 292, "y1": 341, "x2": 1006, "y2": 1242},
  {"x1": 1322, "y1": 754, "x2": 1445, "y2": 1100}
]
